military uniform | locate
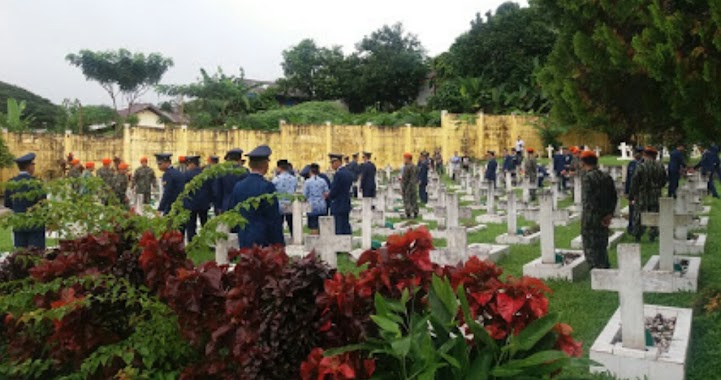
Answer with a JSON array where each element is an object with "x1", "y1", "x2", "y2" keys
[
  {"x1": 67, "y1": 165, "x2": 82, "y2": 178},
  {"x1": 4, "y1": 153, "x2": 46, "y2": 249},
  {"x1": 418, "y1": 156, "x2": 430, "y2": 204},
  {"x1": 401, "y1": 162, "x2": 419, "y2": 218},
  {"x1": 183, "y1": 156, "x2": 211, "y2": 242},
  {"x1": 214, "y1": 149, "x2": 248, "y2": 213},
  {"x1": 667, "y1": 149, "x2": 685, "y2": 198},
  {"x1": 523, "y1": 155, "x2": 538, "y2": 201},
  {"x1": 156, "y1": 154, "x2": 186, "y2": 215},
  {"x1": 625, "y1": 148, "x2": 643, "y2": 232},
  {"x1": 132, "y1": 165, "x2": 156, "y2": 204},
  {"x1": 328, "y1": 155, "x2": 353, "y2": 234},
  {"x1": 582, "y1": 167, "x2": 617, "y2": 269},
  {"x1": 630, "y1": 157, "x2": 668, "y2": 240},
  {"x1": 228, "y1": 145, "x2": 285, "y2": 248},
  {"x1": 96, "y1": 165, "x2": 114, "y2": 186},
  {"x1": 110, "y1": 171, "x2": 129, "y2": 206},
  {"x1": 359, "y1": 154, "x2": 377, "y2": 198}
]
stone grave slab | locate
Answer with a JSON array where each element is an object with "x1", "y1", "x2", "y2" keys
[
  {"x1": 570, "y1": 230, "x2": 624, "y2": 250},
  {"x1": 590, "y1": 245, "x2": 693, "y2": 380}
]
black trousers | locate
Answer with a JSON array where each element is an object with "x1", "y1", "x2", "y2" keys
[
  {"x1": 419, "y1": 183, "x2": 428, "y2": 204},
  {"x1": 14, "y1": 229, "x2": 46, "y2": 249},
  {"x1": 185, "y1": 209, "x2": 209, "y2": 242}
]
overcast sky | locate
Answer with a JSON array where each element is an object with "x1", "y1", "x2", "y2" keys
[{"x1": 0, "y1": 0, "x2": 527, "y2": 107}]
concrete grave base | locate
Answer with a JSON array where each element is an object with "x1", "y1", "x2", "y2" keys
[
  {"x1": 475, "y1": 213, "x2": 506, "y2": 224},
  {"x1": 468, "y1": 243, "x2": 509, "y2": 263},
  {"x1": 522, "y1": 253, "x2": 588, "y2": 281},
  {"x1": 674, "y1": 234, "x2": 707, "y2": 255},
  {"x1": 429, "y1": 244, "x2": 509, "y2": 266},
  {"x1": 590, "y1": 305, "x2": 692, "y2": 380},
  {"x1": 609, "y1": 217, "x2": 628, "y2": 230},
  {"x1": 642, "y1": 256, "x2": 701, "y2": 292},
  {"x1": 571, "y1": 231, "x2": 624, "y2": 250},
  {"x1": 555, "y1": 213, "x2": 580, "y2": 227},
  {"x1": 690, "y1": 216, "x2": 709, "y2": 231},
  {"x1": 285, "y1": 245, "x2": 308, "y2": 258},
  {"x1": 495, "y1": 231, "x2": 541, "y2": 245}
]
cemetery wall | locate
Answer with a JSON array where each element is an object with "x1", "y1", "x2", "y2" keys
[{"x1": 0, "y1": 113, "x2": 610, "y2": 181}]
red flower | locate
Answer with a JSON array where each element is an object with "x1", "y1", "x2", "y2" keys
[{"x1": 554, "y1": 323, "x2": 583, "y2": 357}]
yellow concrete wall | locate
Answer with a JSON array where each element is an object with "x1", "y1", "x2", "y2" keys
[{"x1": 0, "y1": 114, "x2": 610, "y2": 181}]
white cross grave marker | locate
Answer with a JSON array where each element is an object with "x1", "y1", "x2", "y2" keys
[
  {"x1": 546, "y1": 145, "x2": 555, "y2": 160},
  {"x1": 506, "y1": 191, "x2": 517, "y2": 235},
  {"x1": 591, "y1": 244, "x2": 656, "y2": 350},
  {"x1": 315, "y1": 216, "x2": 353, "y2": 268},
  {"x1": 447, "y1": 192, "x2": 459, "y2": 228},
  {"x1": 361, "y1": 197, "x2": 373, "y2": 250},
  {"x1": 215, "y1": 223, "x2": 230, "y2": 265},
  {"x1": 618, "y1": 142, "x2": 630, "y2": 160},
  {"x1": 539, "y1": 193, "x2": 569, "y2": 264},
  {"x1": 641, "y1": 197, "x2": 693, "y2": 271},
  {"x1": 291, "y1": 199, "x2": 304, "y2": 246}
]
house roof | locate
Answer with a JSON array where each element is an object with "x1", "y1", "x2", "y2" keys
[{"x1": 117, "y1": 103, "x2": 189, "y2": 124}]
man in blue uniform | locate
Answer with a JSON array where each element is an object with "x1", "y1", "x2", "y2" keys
[
  {"x1": 347, "y1": 153, "x2": 360, "y2": 198},
  {"x1": 502, "y1": 148, "x2": 516, "y2": 185},
  {"x1": 625, "y1": 146, "x2": 644, "y2": 233},
  {"x1": 667, "y1": 144, "x2": 686, "y2": 198},
  {"x1": 215, "y1": 148, "x2": 248, "y2": 214},
  {"x1": 4, "y1": 153, "x2": 46, "y2": 249},
  {"x1": 183, "y1": 155, "x2": 211, "y2": 241},
  {"x1": 553, "y1": 147, "x2": 567, "y2": 190},
  {"x1": 156, "y1": 153, "x2": 185, "y2": 216},
  {"x1": 694, "y1": 144, "x2": 720, "y2": 198},
  {"x1": 327, "y1": 153, "x2": 353, "y2": 235},
  {"x1": 228, "y1": 145, "x2": 284, "y2": 248},
  {"x1": 418, "y1": 151, "x2": 430, "y2": 204},
  {"x1": 359, "y1": 151, "x2": 377, "y2": 198},
  {"x1": 485, "y1": 151, "x2": 497, "y2": 186}
]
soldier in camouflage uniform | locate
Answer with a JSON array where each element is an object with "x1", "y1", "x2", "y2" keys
[
  {"x1": 629, "y1": 147, "x2": 667, "y2": 242},
  {"x1": 401, "y1": 153, "x2": 419, "y2": 219},
  {"x1": 523, "y1": 148, "x2": 538, "y2": 201},
  {"x1": 132, "y1": 156, "x2": 157, "y2": 204},
  {"x1": 580, "y1": 151, "x2": 617, "y2": 269},
  {"x1": 67, "y1": 159, "x2": 82, "y2": 178},
  {"x1": 96, "y1": 158, "x2": 115, "y2": 187},
  {"x1": 111, "y1": 163, "x2": 130, "y2": 207}
]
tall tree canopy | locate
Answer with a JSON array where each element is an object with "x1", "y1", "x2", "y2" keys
[
  {"x1": 345, "y1": 23, "x2": 429, "y2": 112},
  {"x1": 535, "y1": 0, "x2": 721, "y2": 141},
  {"x1": 66, "y1": 49, "x2": 173, "y2": 113},
  {"x1": 278, "y1": 39, "x2": 345, "y2": 100},
  {"x1": 429, "y1": 2, "x2": 556, "y2": 113}
]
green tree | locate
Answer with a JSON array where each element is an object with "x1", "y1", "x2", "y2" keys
[
  {"x1": 0, "y1": 81, "x2": 62, "y2": 130},
  {"x1": 65, "y1": 49, "x2": 173, "y2": 116},
  {"x1": 278, "y1": 39, "x2": 345, "y2": 100},
  {"x1": 534, "y1": 0, "x2": 721, "y2": 141},
  {"x1": 344, "y1": 23, "x2": 429, "y2": 112},
  {"x1": 430, "y1": 2, "x2": 555, "y2": 113},
  {"x1": 158, "y1": 67, "x2": 255, "y2": 128},
  {"x1": 0, "y1": 98, "x2": 35, "y2": 132}
]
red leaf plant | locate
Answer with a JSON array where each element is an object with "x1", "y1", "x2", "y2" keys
[{"x1": 306, "y1": 227, "x2": 583, "y2": 378}]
